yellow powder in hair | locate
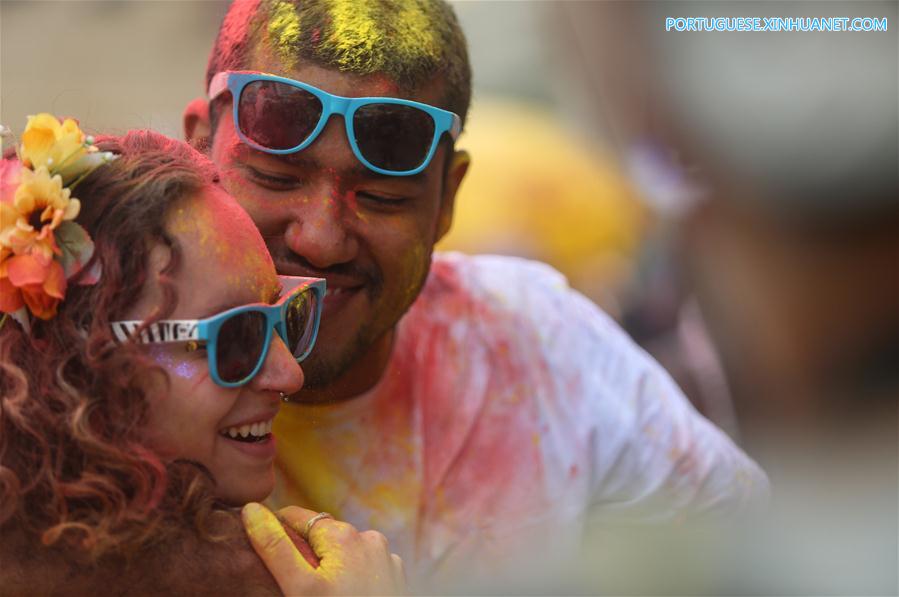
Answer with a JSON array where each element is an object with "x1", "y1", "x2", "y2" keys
[
  {"x1": 392, "y1": 0, "x2": 441, "y2": 63},
  {"x1": 324, "y1": 0, "x2": 383, "y2": 72},
  {"x1": 267, "y1": 0, "x2": 303, "y2": 69}
]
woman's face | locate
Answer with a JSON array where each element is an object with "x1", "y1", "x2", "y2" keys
[{"x1": 123, "y1": 184, "x2": 303, "y2": 505}]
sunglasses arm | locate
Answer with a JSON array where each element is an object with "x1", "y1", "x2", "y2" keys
[
  {"x1": 449, "y1": 114, "x2": 463, "y2": 140},
  {"x1": 207, "y1": 72, "x2": 230, "y2": 101},
  {"x1": 111, "y1": 320, "x2": 202, "y2": 344},
  {"x1": 278, "y1": 275, "x2": 327, "y2": 294}
]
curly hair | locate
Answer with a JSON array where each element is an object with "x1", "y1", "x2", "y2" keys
[{"x1": 0, "y1": 130, "x2": 234, "y2": 563}]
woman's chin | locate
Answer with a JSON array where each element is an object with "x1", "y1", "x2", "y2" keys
[{"x1": 216, "y1": 475, "x2": 274, "y2": 506}]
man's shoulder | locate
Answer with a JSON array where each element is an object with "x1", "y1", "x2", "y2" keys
[
  {"x1": 403, "y1": 252, "x2": 637, "y2": 383},
  {"x1": 417, "y1": 252, "x2": 623, "y2": 342},
  {"x1": 421, "y1": 251, "x2": 572, "y2": 311},
  {"x1": 408, "y1": 252, "x2": 665, "y2": 395}
]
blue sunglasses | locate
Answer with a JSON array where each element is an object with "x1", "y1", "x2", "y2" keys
[
  {"x1": 208, "y1": 70, "x2": 462, "y2": 176},
  {"x1": 111, "y1": 276, "x2": 325, "y2": 388}
]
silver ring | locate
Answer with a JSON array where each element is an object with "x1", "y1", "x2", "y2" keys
[
  {"x1": 279, "y1": 392, "x2": 290, "y2": 403},
  {"x1": 302, "y1": 512, "x2": 333, "y2": 540}
]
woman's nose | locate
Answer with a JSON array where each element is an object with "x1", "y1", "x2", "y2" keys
[{"x1": 252, "y1": 335, "x2": 304, "y2": 396}]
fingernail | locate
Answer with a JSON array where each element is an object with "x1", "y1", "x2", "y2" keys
[
  {"x1": 242, "y1": 502, "x2": 275, "y2": 537},
  {"x1": 242, "y1": 501, "x2": 263, "y2": 519}
]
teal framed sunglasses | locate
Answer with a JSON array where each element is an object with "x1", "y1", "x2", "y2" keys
[
  {"x1": 111, "y1": 276, "x2": 325, "y2": 388},
  {"x1": 208, "y1": 70, "x2": 462, "y2": 176}
]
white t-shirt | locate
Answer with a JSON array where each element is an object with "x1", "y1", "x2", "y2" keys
[{"x1": 270, "y1": 253, "x2": 769, "y2": 591}]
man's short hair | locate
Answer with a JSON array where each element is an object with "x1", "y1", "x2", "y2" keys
[{"x1": 206, "y1": 0, "x2": 472, "y2": 125}]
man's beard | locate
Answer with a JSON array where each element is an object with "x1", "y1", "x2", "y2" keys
[
  {"x1": 300, "y1": 260, "x2": 431, "y2": 391},
  {"x1": 300, "y1": 319, "x2": 381, "y2": 389}
]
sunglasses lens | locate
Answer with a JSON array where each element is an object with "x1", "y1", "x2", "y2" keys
[
  {"x1": 285, "y1": 290, "x2": 318, "y2": 360},
  {"x1": 353, "y1": 103, "x2": 436, "y2": 172},
  {"x1": 238, "y1": 80, "x2": 323, "y2": 150},
  {"x1": 216, "y1": 311, "x2": 268, "y2": 383}
]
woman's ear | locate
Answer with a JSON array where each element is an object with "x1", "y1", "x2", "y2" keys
[{"x1": 183, "y1": 98, "x2": 212, "y2": 151}]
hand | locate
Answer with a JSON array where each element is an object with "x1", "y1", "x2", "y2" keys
[{"x1": 242, "y1": 502, "x2": 406, "y2": 596}]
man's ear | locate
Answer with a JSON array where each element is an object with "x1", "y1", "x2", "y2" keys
[
  {"x1": 436, "y1": 149, "x2": 470, "y2": 242},
  {"x1": 183, "y1": 97, "x2": 212, "y2": 150}
]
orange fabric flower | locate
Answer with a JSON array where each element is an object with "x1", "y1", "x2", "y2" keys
[
  {"x1": 0, "y1": 252, "x2": 66, "y2": 319},
  {"x1": 1, "y1": 156, "x2": 75, "y2": 320},
  {"x1": 1, "y1": 114, "x2": 105, "y2": 320}
]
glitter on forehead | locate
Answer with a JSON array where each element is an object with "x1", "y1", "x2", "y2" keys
[{"x1": 267, "y1": 0, "x2": 303, "y2": 69}]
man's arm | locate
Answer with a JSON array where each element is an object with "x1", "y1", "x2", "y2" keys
[
  {"x1": 557, "y1": 276, "x2": 770, "y2": 521},
  {"x1": 584, "y1": 354, "x2": 769, "y2": 522},
  {"x1": 474, "y1": 255, "x2": 769, "y2": 521}
]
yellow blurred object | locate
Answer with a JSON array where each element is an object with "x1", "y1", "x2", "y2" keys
[{"x1": 438, "y1": 98, "x2": 647, "y2": 318}]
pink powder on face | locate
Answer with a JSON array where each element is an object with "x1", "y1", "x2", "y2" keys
[
  {"x1": 344, "y1": 189, "x2": 363, "y2": 219},
  {"x1": 365, "y1": 74, "x2": 400, "y2": 97},
  {"x1": 326, "y1": 172, "x2": 369, "y2": 223}
]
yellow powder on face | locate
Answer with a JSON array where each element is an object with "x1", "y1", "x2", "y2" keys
[
  {"x1": 168, "y1": 190, "x2": 277, "y2": 301},
  {"x1": 267, "y1": 0, "x2": 303, "y2": 69},
  {"x1": 401, "y1": 243, "x2": 428, "y2": 303}
]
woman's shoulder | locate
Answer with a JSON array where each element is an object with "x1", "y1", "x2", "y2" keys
[{"x1": 0, "y1": 512, "x2": 280, "y2": 595}]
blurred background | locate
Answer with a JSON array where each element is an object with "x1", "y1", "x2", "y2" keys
[{"x1": 2, "y1": 1, "x2": 897, "y2": 594}]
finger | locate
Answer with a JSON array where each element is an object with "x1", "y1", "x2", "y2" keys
[
  {"x1": 276, "y1": 506, "x2": 330, "y2": 536},
  {"x1": 242, "y1": 502, "x2": 316, "y2": 594},
  {"x1": 280, "y1": 516, "x2": 321, "y2": 568},
  {"x1": 302, "y1": 517, "x2": 361, "y2": 570},
  {"x1": 360, "y1": 529, "x2": 391, "y2": 554},
  {"x1": 391, "y1": 553, "x2": 407, "y2": 593}
]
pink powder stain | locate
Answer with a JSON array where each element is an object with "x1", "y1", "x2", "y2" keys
[
  {"x1": 366, "y1": 74, "x2": 401, "y2": 97},
  {"x1": 216, "y1": 0, "x2": 263, "y2": 66},
  {"x1": 389, "y1": 260, "x2": 552, "y2": 560},
  {"x1": 321, "y1": 170, "x2": 368, "y2": 223},
  {"x1": 344, "y1": 189, "x2": 361, "y2": 217}
]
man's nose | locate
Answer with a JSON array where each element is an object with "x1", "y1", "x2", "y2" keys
[{"x1": 283, "y1": 118, "x2": 360, "y2": 269}]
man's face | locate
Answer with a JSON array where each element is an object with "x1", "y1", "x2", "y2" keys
[{"x1": 204, "y1": 62, "x2": 459, "y2": 391}]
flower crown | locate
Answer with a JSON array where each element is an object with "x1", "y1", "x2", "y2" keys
[{"x1": 0, "y1": 114, "x2": 117, "y2": 329}]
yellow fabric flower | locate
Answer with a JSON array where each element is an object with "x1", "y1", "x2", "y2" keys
[
  {"x1": 20, "y1": 113, "x2": 87, "y2": 174},
  {"x1": 0, "y1": 202, "x2": 21, "y2": 250},
  {"x1": 1, "y1": 167, "x2": 79, "y2": 252},
  {"x1": 1, "y1": 114, "x2": 105, "y2": 321}
]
